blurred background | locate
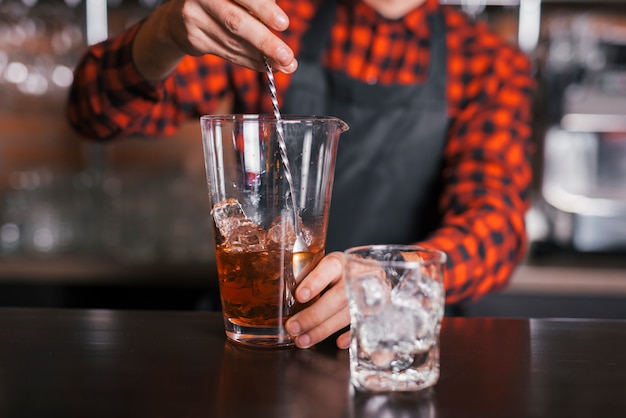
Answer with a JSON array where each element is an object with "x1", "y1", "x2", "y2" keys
[{"x1": 1, "y1": 0, "x2": 625, "y2": 317}]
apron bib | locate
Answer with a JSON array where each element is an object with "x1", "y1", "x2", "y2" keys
[{"x1": 283, "y1": 0, "x2": 450, "y2": 252}]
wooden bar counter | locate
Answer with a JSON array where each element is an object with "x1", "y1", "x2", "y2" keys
[{"x1": 0, "y1": 308, "x2": 625, "y2": 417}]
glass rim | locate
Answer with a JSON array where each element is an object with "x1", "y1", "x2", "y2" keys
[
  {"x1": 344, "y1": 244, "x2": 447, "y2": 267},
  {"x1": 200, "y1": 113, "x2": 348, "y2": 130}
]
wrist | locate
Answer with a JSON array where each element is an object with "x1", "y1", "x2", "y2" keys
[{"x1": 132, "y1": 4, "x2": 186, "y2": 82}]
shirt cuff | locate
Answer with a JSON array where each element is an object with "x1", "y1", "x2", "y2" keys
[{"x1": 99, "y1": 20, "x2": 166, "y2": 103}]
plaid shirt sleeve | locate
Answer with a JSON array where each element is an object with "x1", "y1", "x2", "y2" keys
[
  {"x1": 417, "y1": 10, "x2": 535, "y2": 304},
  {"x1": 66, "y1": 22, "x2": 233, "y2": 140}
]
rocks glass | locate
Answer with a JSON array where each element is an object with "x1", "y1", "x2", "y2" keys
[{"x1": 344, "y1": 244, "x2": 447, "y2": 391}]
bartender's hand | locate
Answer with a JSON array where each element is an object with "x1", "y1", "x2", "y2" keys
[
  {"x1": 132, "y1": 0, "x2": 297, "y2": 81},
  {"x1": 286, "y1": 252, "x2": 352, "y2": 349}
]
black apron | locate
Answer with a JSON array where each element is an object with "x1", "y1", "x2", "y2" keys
[{"x1": 282, "y1": 0, "x2": 450, "y2": 252}]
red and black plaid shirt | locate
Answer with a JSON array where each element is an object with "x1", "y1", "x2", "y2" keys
[{"x1": 67, "y1": 0, "x2": 535, "y2": 304}]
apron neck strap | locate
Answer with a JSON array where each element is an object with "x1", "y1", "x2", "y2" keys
[{"x1": 298, "y1": 0, "x2": 339, "y2": 62}]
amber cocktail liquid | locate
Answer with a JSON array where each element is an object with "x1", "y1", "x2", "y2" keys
[
  {"x1": 201, "y1": 115, "x2": 347, "y2": 348},
  {"x1": 216, "y1": 236, "x2": 324, "y2": 330}
]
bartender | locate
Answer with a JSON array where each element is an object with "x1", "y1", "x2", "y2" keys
[{"x1": 66, "y1": 0, "x2": 534, "y2": 349}]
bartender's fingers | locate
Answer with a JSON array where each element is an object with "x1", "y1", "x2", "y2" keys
[
  {"x1": 286, "y1": 253, "x2": 351, "y2": 348},
  {"x1": 200, "y1": 0, "x2": 296, "y2": 72},
  {"x1": 336, "y1": 330, "x2": 351, "y2": 350},
  {"x1": 234, "y1": 0, "x2": 289, "y2": 31},
  {"x1": 288, "y1": 286, "x2": 351, "y2": 349},
  {"x1": 296, "y1": 252, "x2": 346, "y2": 302}
]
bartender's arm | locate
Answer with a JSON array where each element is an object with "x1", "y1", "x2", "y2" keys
[
  {"x1": 66, "y1": 0, "x2": 296, "y2": 140},
  {"x1": 132, "y1": 0, "x2": 296, "y2": 81}
]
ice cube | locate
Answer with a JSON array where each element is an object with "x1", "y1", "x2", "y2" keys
[
  {"x1": 391, "y1": 269, "x2": 424, "y2": 309},
  {"x1": 266, "y1": 213, "x2": 294, "y2": 249},
  {"x1": 392, "y1": 269, "x2": 421, "y2": 295},
  {"x1": 351, "y1": 275, "x2": 391, "y2": 316},
  {"x1": 391, "y1": 273, "x2": 443, "y2": 341},
  {"x1": 266, "y1": 211, "x2": 313, "y2": 250},
  {"x1": 211, "y1": 198, "x2": 247, "y2": 240},
  {"x1": 385, "y1": 306, "x2": 417, "y2": 344},
  {"x1": 411, "y1": 306, "x2": 430, "y2": 341},
  {"x1": 359, "y1": 306, "x2": 414, "y2": 351},
  {"x1": 421, "y1": 277, "x2": 445, "y2": 311},
  {"x1": 211, "y1": 198, "x2": 267, "y2": 251},
  {"x1": 225, "y1": 220, "x2": 266, "y2": 252},
  {"x1": 358, "y1": 305, "x2": 418, "y2": 370},
  {"x1": 392, "y1": 271, "x2": 445, "y2": 308}
]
